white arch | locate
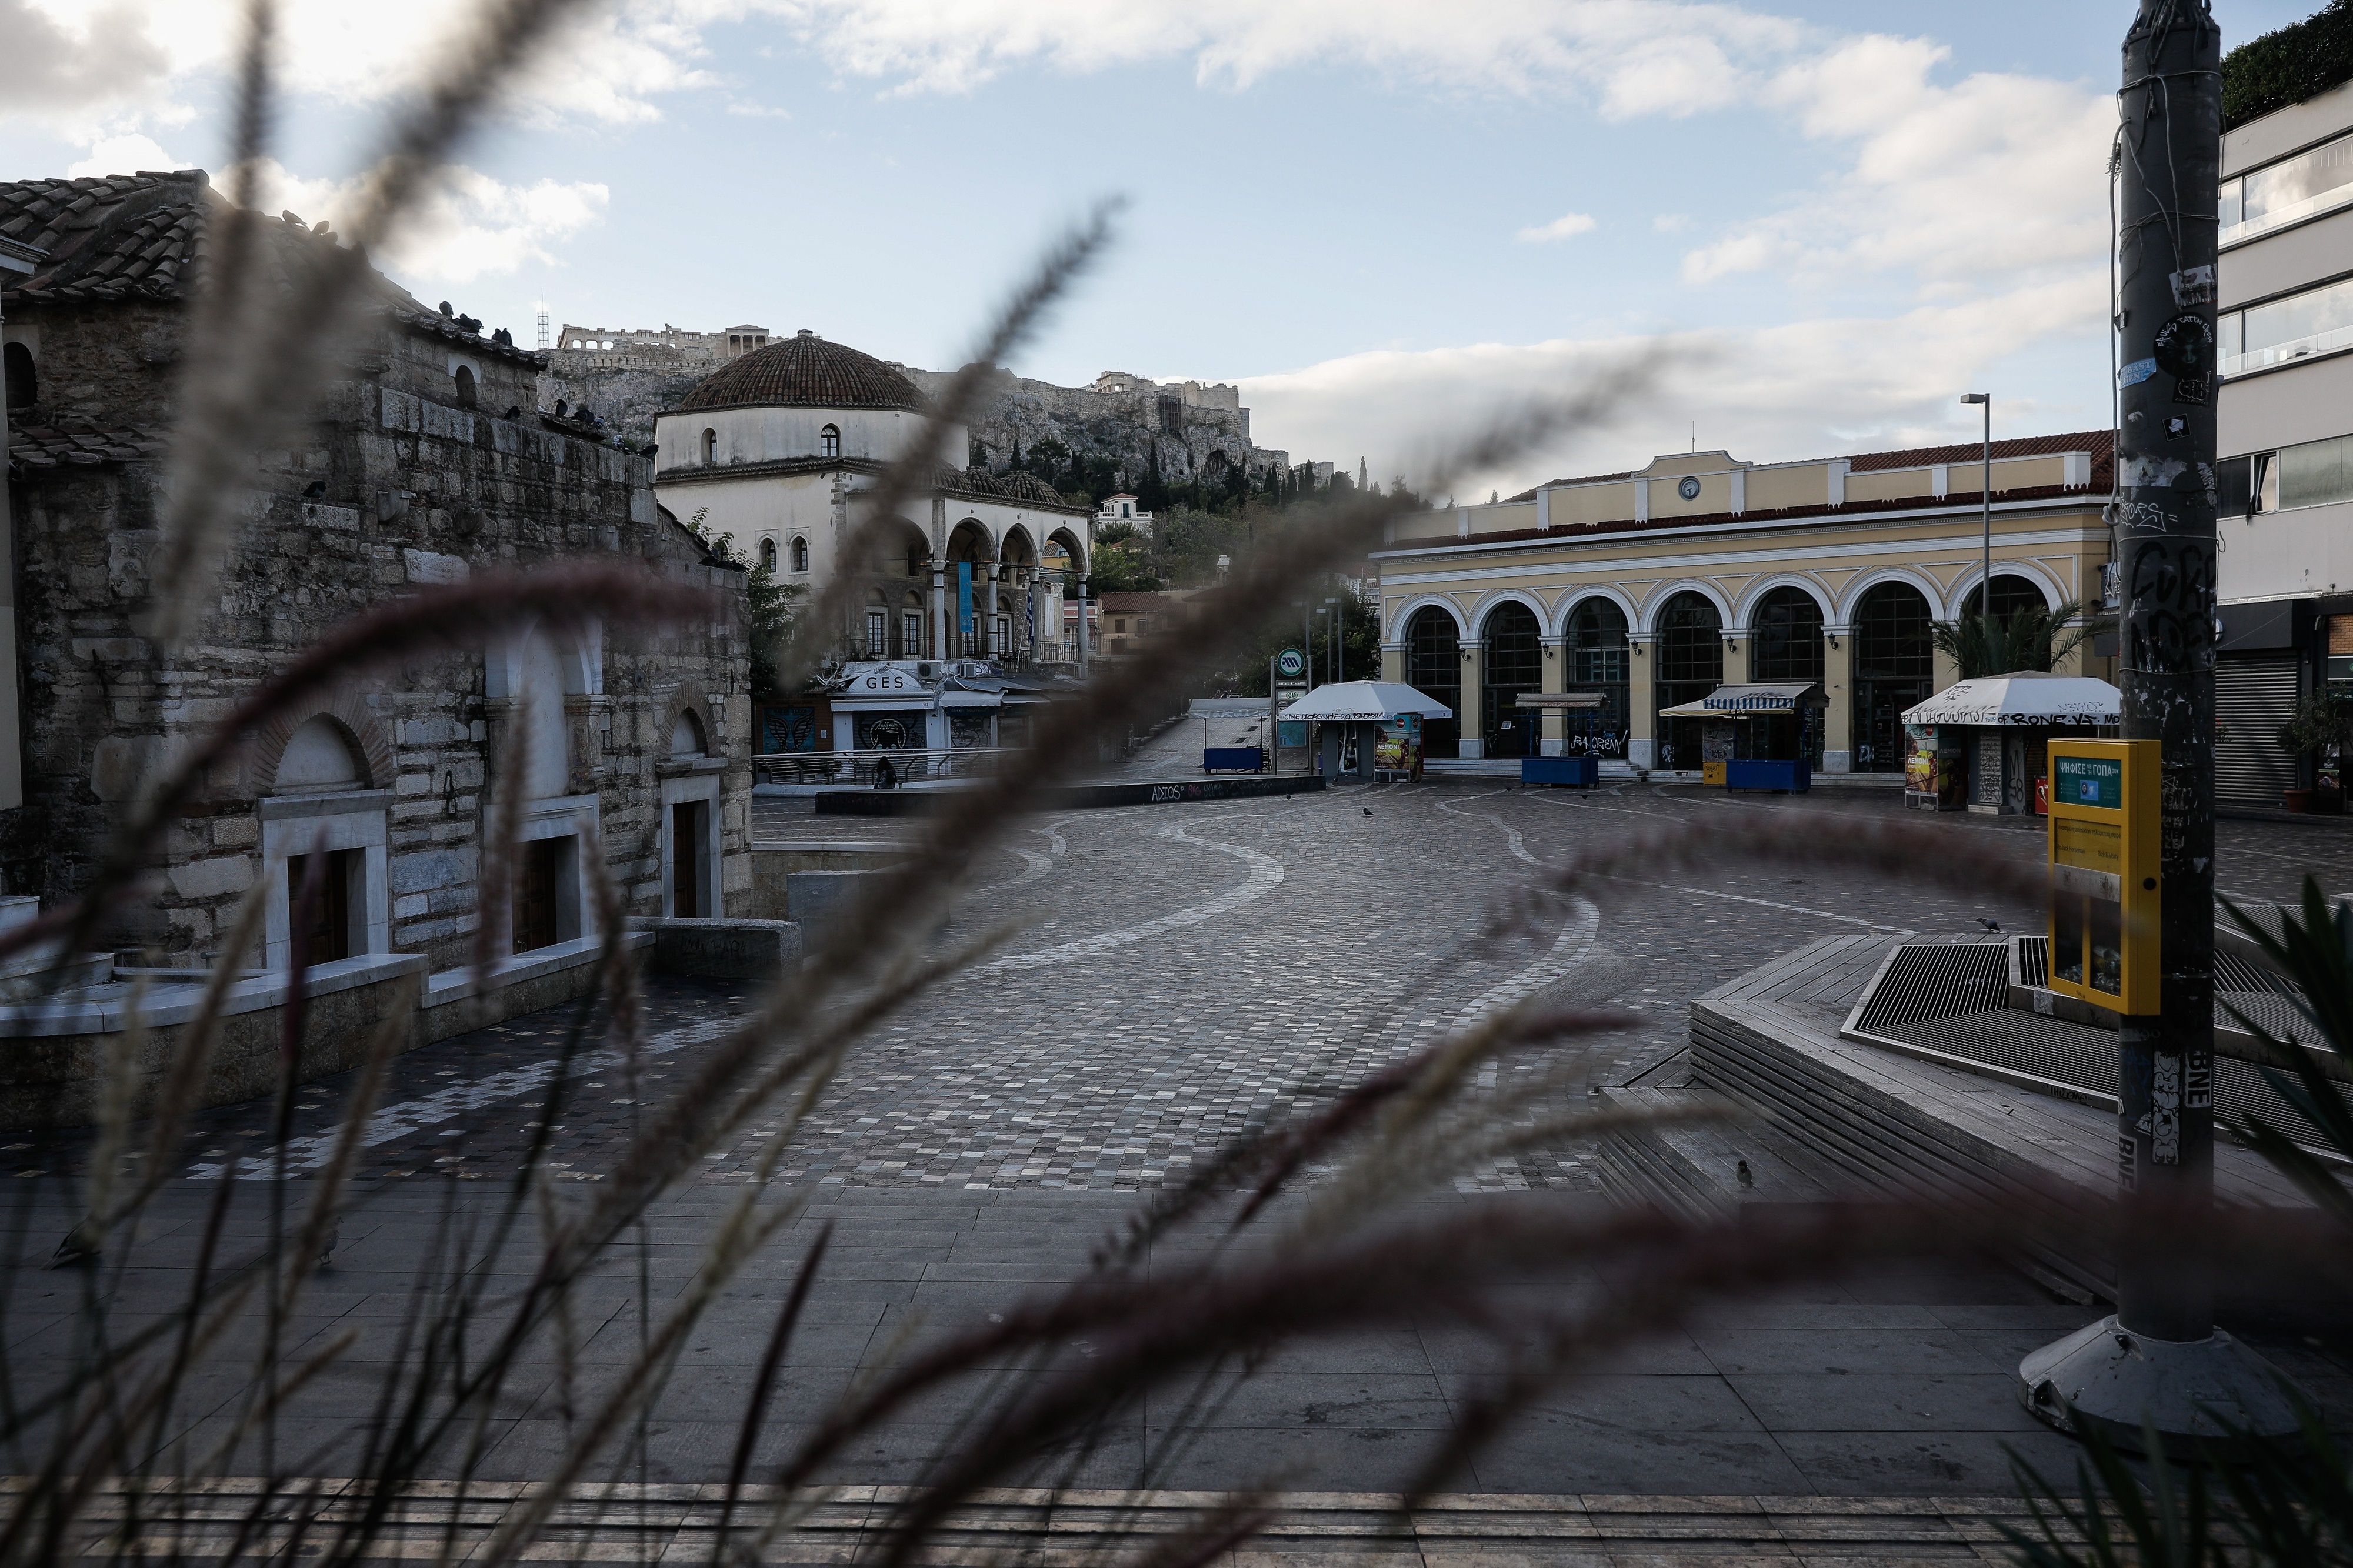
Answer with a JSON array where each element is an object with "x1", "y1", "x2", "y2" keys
[
  {"x1": 946, "y1": 515, "x2": 997, "y2": 561},
  {"x1": 1947, "y1": 559, "x2": 2066, "y2": 618},
  {"x1": 1471, "y1": 588, "x2": 1550, "y2": 639},
  {"x1": 1836, "y1": 566, "x2": 1948, "y2": 624},
  {"x1": 1637, "y1": 580, "x2": 1732, "y2": 635},
  {"x1": 484, "y1": 617, "x2": 600, "y2": 700},
  {"x1": 1045, "y1": 525, "x2": 1089, "y2": 577},
  {"x1": 1391, "y1": 595, "x2": 1469, "y2": 640},
  {"x1": 998, "y1": 521, "x2": 1039, "y2": 565},
  {"x1": 1734, "y1": 573, "x2": 1834, "y2": 629},
  {"x1": 1552, "y1": 585, "x2": 1638, "y2": 638}
]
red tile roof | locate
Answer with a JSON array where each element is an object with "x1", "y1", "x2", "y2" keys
[{"x1": 5, "y1": 422, "x2": 165, "y2": 471}]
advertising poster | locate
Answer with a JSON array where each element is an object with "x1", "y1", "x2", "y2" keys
[{"x1": 1375, "y1": 713, "x2": 1422, "y2": 776}]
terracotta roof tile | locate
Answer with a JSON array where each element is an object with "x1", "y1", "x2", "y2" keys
[
  {"x1": 676, "y1": 331, "x2": 928, "y2": 414},
  {"x1": 5, "y1": 421, "x2": 166, "y2": 471}
]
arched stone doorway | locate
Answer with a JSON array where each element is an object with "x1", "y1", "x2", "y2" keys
[
  {"x1": 1404, "y1": 608, "x2": 1461, "y2": 758},
  {"x1": 1564, "y1": 598, "x2": 1630, "y2": 759},
  {"x1": 1480, "y1": 602, "x2": 1542, "y2": 758},
  {"x1": 1654, "y1": 592, "x2": 1723, "y2": 773},
  {"x1": 1851, "y1": 582, "x2": 1933, "y2": 772}
]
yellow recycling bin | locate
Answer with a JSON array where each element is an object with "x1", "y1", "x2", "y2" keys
[{"x1": 2045, "y1": 739, "x2": 2159, "y2": 1014}]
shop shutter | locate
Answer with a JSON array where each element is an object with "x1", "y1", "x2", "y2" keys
[{"x1": 2214, "y1": 655, "x2": 2301, "y2": 803}]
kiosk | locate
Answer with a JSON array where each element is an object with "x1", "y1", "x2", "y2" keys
[
  {"x1": 1655, "y1": 683, "x2": 1827, "y2": 792},
  {"x1": 1277, "y1": 680, "x2": 1455, "y2": 783},
  {"x1": 1901, "y1": 672, "x2": 2118, "y2": 817}
]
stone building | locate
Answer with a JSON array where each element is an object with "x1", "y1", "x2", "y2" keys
[{"x1": 0, "y1": 168, "x2": 752, "y2": 1120}]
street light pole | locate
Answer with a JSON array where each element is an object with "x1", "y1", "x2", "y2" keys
[
  {"x1": 1326, "y1": 596, "x2": 1342, "y2": 683},
  {"x1": 2017, "y1": 0, "x2": 2302, "y2": 1454},
  {"x1": 1961, "y1": 393, "x2": 1991, "y2": 617}
]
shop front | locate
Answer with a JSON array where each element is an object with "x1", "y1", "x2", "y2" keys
[
  {"x1": 1278, "y1": 680, "x2": 1455, "y2": 782},
  {"x1": 1900, "y1": 673, "x2": 2118, "y2": 816}
]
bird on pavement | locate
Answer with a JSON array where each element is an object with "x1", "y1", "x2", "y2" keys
[
  {"x1": 1736, "y1": 1159, "x2": 1753, "y2": 1189},
  {"x1": 1362, "y1": 807, "x2": 1372, "y2": 817},
  {"x1": 1976, "y1": 918, "x2": 2002, "y2": 934}
]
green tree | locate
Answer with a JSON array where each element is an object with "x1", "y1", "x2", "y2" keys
[{"x1": 1930, "y1": 599, "x2": 2108, "y2": 680}]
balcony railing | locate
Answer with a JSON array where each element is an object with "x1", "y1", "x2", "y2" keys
[{"x1": 755, "y1": 748, "x2": 1025, "y2": 786}]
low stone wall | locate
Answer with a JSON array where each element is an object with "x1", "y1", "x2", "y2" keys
[
  {"x1": 0, "y1": 933, "x2": 651, "y2": 1132},
  {"x1": 645, "y1": 918, "x2": 801, "y2": 979},
  {"x1": 749, "y1": 840, "x2": 908, "y2": 919}
]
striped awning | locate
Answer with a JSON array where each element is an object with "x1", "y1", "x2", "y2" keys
[{"x1": 1658, "y1": 682, "x2": 1827, "y2": 718}]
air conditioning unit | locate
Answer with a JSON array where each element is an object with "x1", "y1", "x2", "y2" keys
[{"x1": 916, "y1": 662, "x2": 936, "y2": 679}]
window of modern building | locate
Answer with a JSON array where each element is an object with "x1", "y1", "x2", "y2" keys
[
  {"x1": 1851, "y1": 582, "x2": 1934, "y2": 772},
  {"x1": 702, "y1": 428, "x2": 718, "y2": 464},
  {"x1": 2222, "y1": 275, "x2": 2353, "y2": 376},
  {"x1": 453, "y1": 364, "x2": 476, "y2": 409},
  {"x1": 759, "y1": 537, "x2": 777, "y2": 571},
  {"x1": 821, "y1": 424, "x2": 841, "y2": 459},
  {"x1": 2221, "y1": 129, "x2": 2353, "y2": 245},
  {"x1": 2277, "y1": 434, "x2": 2353, "y2": 512},
  {"x1": 791, "y1": 536, "x2": 809, "y2": 573},
  {"x1": 2, "y1": 342, "x2": 34, "y2": 409}
]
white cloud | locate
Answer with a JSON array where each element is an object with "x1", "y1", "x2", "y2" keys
[
  {"x1": 1679, "y1": 34, "x2": 2112, "y2": 295},
  {"x1": 239, "y1": 159, "x2": 610, "y2": 288},
  {"x1": 1516, "y1": 212, "x2": 1596, "y2": 243},
  {"x1": 1652, "y1": 213, "x2": 1689, "y2": 233},
  {"x1": 0, "y1": 0, "x2": 172, "y2": 134},
  {"x1": 67, "y1": 132, "x2": 189, "y2": 179},
  {"x1": 1237, "y1": 269, "x2": 2107, "y2": 501}
]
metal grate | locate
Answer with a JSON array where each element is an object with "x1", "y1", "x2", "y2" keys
[
  {"x1": 2215, "y1": 656, "x2": 2300, "y2": 805},
  {"x1": 1851, "y1": 941, "x2": 2011, "y2": 1033},
  {"x1": 2017, "y1": 935, "x2": 2049, "y2": 989}
]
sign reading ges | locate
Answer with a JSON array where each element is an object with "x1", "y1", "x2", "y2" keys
[{"x1": 2046, "y1": 739, "x2": 2159, "y2": 1015}]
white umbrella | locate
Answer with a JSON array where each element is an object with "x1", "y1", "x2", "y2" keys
[
  {"x1": 1902, "y1": 671, "x2": 2119, "y2": 727},
  {"x1": 1277, "y1": 680, "x2": 1454, "y2": 722}
]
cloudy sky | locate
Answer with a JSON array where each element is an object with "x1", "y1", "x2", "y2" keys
[{"x1": 0, "y1": 0, "x2": 2315, "y2": 496}]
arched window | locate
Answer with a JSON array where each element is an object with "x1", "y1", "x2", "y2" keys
[
  {"x1": 759, "y1": 538, "x2": 778, "y2": 572},
  {"x1": 790, "y1": 536, "x2": 809, "y2": 573},
  {"x1": 670, "y1": 708, "x2": 708, "y2": 758},
  {"x1": 702, "y1": 428, "x2": 718, "y2": 465},
  {"x1": 820, "y1": 423, "x2": 841, "y2": 459},
  {"x1": 1405, "y1": 607, "x2": 1462, "y2": 759},
  {"x1": 1564, "y1": 598, "x2": 1631, "y2": 759},
  {"x1": 1960, "y1": 573, "x2": 2047, "y2": 623},
  {"x1": 2, "y1": 342, "x2": 34, "y2": 411},
  {"x1": 1749, "y1": 586, "x2": 1825, "y2": 682},
  {"x1": 1480, "y1": 602, "x2": 1542, "y2": 759},
  {"x1": 453, "y1": 364, "x2": 477, "y2": 409},
  {"x1": 1852, "y1": 582, "x2": 1934, "y2": 772},
  {"x1": 1654, "y1": 592, "x2": 1724, "y2": 773}
]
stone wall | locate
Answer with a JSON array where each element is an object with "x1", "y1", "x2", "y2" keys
[
  {"x1": 6, "y1": 298, "x2": 754, "y2": 972},
  {"x1": 895, "y1": 365, "x2": 1291, "y2": 492}
]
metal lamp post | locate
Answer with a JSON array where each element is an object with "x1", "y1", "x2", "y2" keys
[
  {"x1": 1325, "y1": 596, "x2": 1342, "y2": 683},
  {"x1": 1961, "y1": 393, "x2": 1992, "y2": 619},
  {"x1": 2015, "y1": 0, "x2": 2303, "y2": 1454}
]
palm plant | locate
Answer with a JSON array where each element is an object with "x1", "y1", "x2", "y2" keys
[{"x1": 1933, "y1": 598, "x2": 2110, "y2": 680}]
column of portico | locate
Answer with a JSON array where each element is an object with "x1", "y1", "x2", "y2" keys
[
  {"x1": 1076, "y1": 576, "x2": 1091, "y2": 672},
  {"x1": 1627, "y1": 633, "x2": 1657, "y2": 772},
  {"x1": 1932, "y1": 640, "x2": 1959, "y2": 695},
  {"x1": 1538, "y1": 634, "x2": 1567, "y2": 756},
  {"x1": 929, "y1": 566, "x2": 947, "y2": 664},
  {"x1": 1457, "y1": 640, "x2": 1484, "y2": 759},
  {"x1": 1720, "y1": 630, "x2": 1751, "y2": 686},
  {"x1": 1822, "y1": 623, "x2": 1854, "y2": 773},
  {"x1": 1381, "y1": 642, "x2": 1404, "y2": 682}
]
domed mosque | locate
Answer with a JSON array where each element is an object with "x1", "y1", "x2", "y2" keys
[{"x1": 652, "y1": 330, "x2": 1096, "y2": 755}]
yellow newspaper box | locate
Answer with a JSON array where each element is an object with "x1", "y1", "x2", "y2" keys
[{"x1": 2046, "y1": 739, "x2": 2159, "y2": 1014}]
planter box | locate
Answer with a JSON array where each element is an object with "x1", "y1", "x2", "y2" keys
[
  {"x1": 1522, "y1": 756, "x2": 1598, "y2": 788},
  {"x1": 1727, "y1": 759, "x2": 1812, "y2": 793}
]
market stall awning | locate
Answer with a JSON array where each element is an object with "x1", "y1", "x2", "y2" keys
[
  {"x1": 1902, "y1": 672, "x2": 2119, "y2": 727},
  {"x1": 1515, "y1": 692, "x2": 1605, "y2": 709},
  {"x1": 1657, "y1": 682, "x2": 1827, "y2": 719},
  {"x1": 1277, "y1": 680, "x2": 1454, "y2": 722}
]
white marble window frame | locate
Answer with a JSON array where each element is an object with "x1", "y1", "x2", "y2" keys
[
  {"x1": 257, "y1": 789, "x2": 394, "y2": 972},
  {"x1": 658, "y1": 762, "x2": 725, "y2": 919}
]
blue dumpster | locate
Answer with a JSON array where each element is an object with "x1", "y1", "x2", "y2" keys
[
  {"x1": 1726, "y1": 758, "x2": 1811, "y2": 792},
  {"x1": 1204, "y1": 746, "x2": 1264, "y2": 773},
  {"x1": 1521, "y1": 756, "x2": 1598, "y2": 788}
]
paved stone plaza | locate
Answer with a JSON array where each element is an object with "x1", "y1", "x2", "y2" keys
[{"x1": 8, "y1": 775, "x2": 2349, "y2": 1504}]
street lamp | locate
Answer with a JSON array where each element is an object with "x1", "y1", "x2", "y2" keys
[
  {"x1": 1961, "y1": 393, "x2": 1992, "y2": 622},
  {"x1": 1324, "y1": 596, "x2": 1341, "y2": 683}
]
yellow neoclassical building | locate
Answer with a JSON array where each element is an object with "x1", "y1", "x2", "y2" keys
[{"x1": 1374, "y1": 432, "x2": 2116, "y2": 775}]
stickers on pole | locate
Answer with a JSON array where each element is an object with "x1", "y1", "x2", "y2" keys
[{"x1": 2046, "y1": 739, "x2": 2160, "y2": 1014}]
